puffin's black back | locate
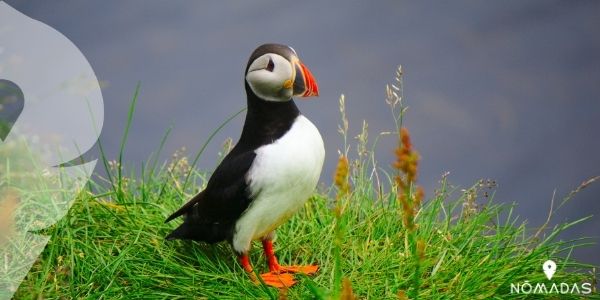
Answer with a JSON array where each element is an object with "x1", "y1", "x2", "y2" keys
[{"x1": 165, "y1": 44, "x2": 300, "y2": 243}]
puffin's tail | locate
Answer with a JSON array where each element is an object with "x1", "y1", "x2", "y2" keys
[
  {"x1": 165, "y1": 219, "x2": 230, "y2": 243},
  {"x1": 165, "y1": 222, "x2": 190, "y2": 241}
]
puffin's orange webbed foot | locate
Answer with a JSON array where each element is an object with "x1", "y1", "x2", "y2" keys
[
  {"x1": 260, "y1": 272, "x2": 297, "y2": 288},
  {"x1": 240, "y1": 253, "x2": 298, "y2": 288},
  {"x1": 277, "y1": 264, "x2": 319, "y2": 275}
]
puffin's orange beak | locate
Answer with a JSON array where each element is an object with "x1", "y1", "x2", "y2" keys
[{"x1": 293, "y1": 60, "x2": 319, "y2": 98}]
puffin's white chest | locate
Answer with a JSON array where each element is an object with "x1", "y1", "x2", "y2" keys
[{"x1": 232, "y1": 115, "x2": 325, "y2": 253}]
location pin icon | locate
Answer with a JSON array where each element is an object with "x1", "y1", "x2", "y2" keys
[
  {"x1": 0, "y1": 80, "x2": 24, "y2": 141},
  {"x1": 543, "y1": 260, "x2": 556, "y2": 280}
]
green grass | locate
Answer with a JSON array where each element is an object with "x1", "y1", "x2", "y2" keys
[
  {"x1": 10, "y1": 73, "x2": 599, "y2": 299},
  {"x1": 12, "y1": 160, "x2": 598, "y2": 299}
]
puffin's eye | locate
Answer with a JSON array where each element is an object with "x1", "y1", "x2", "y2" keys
[{"x1": 266, "y1": 58, "x2": 275, "y2": 72}]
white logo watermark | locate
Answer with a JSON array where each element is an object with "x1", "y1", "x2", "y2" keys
[
  {"x1": 510, "y1": 260, "x2": 593, "y2": 295},
  {"x1": 1, "y1": 2, "x2": 103, "y2": 299}
]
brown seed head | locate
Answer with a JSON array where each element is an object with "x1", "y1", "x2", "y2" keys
[{"x1": 334, "y1": 155, "x2": 351, "y2": 198}]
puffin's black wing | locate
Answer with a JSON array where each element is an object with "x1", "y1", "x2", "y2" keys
[
  {"x1": 164, "y1": 190, "x2": 204, "y2": 223},
  {"x1": 164, "y1": 149, "x2": 257, "y2": 242}
]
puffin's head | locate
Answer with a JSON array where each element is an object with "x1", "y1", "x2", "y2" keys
[{"x1": 245, "y1": 43, "x2": 318, "y2": 102}]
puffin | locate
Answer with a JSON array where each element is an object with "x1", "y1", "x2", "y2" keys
[{"x1": 165, "y1": 43, "x2": 324, "y2": 288}]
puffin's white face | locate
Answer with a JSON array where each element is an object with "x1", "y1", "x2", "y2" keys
[{"x1": 245, "y1": 53, "x2": 295, "y2": 102}]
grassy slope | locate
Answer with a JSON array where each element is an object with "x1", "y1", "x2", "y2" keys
[
  {"x1": 13, "y1": 80, "x2": 598, "y2": 299},
  {"x1": 13, "y1": 163, "x2": 597, "y2": 299}
]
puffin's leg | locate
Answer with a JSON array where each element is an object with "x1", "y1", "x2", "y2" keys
[
  {"x1": 239, "y1": 253, "x2": 254, "y2": 273},
  {"x1": 261, "y1": 237, "x2": 319, "y2": 275},
  {"x1": 238, "y1": 252, "x2": 295, "y2": 288}
]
